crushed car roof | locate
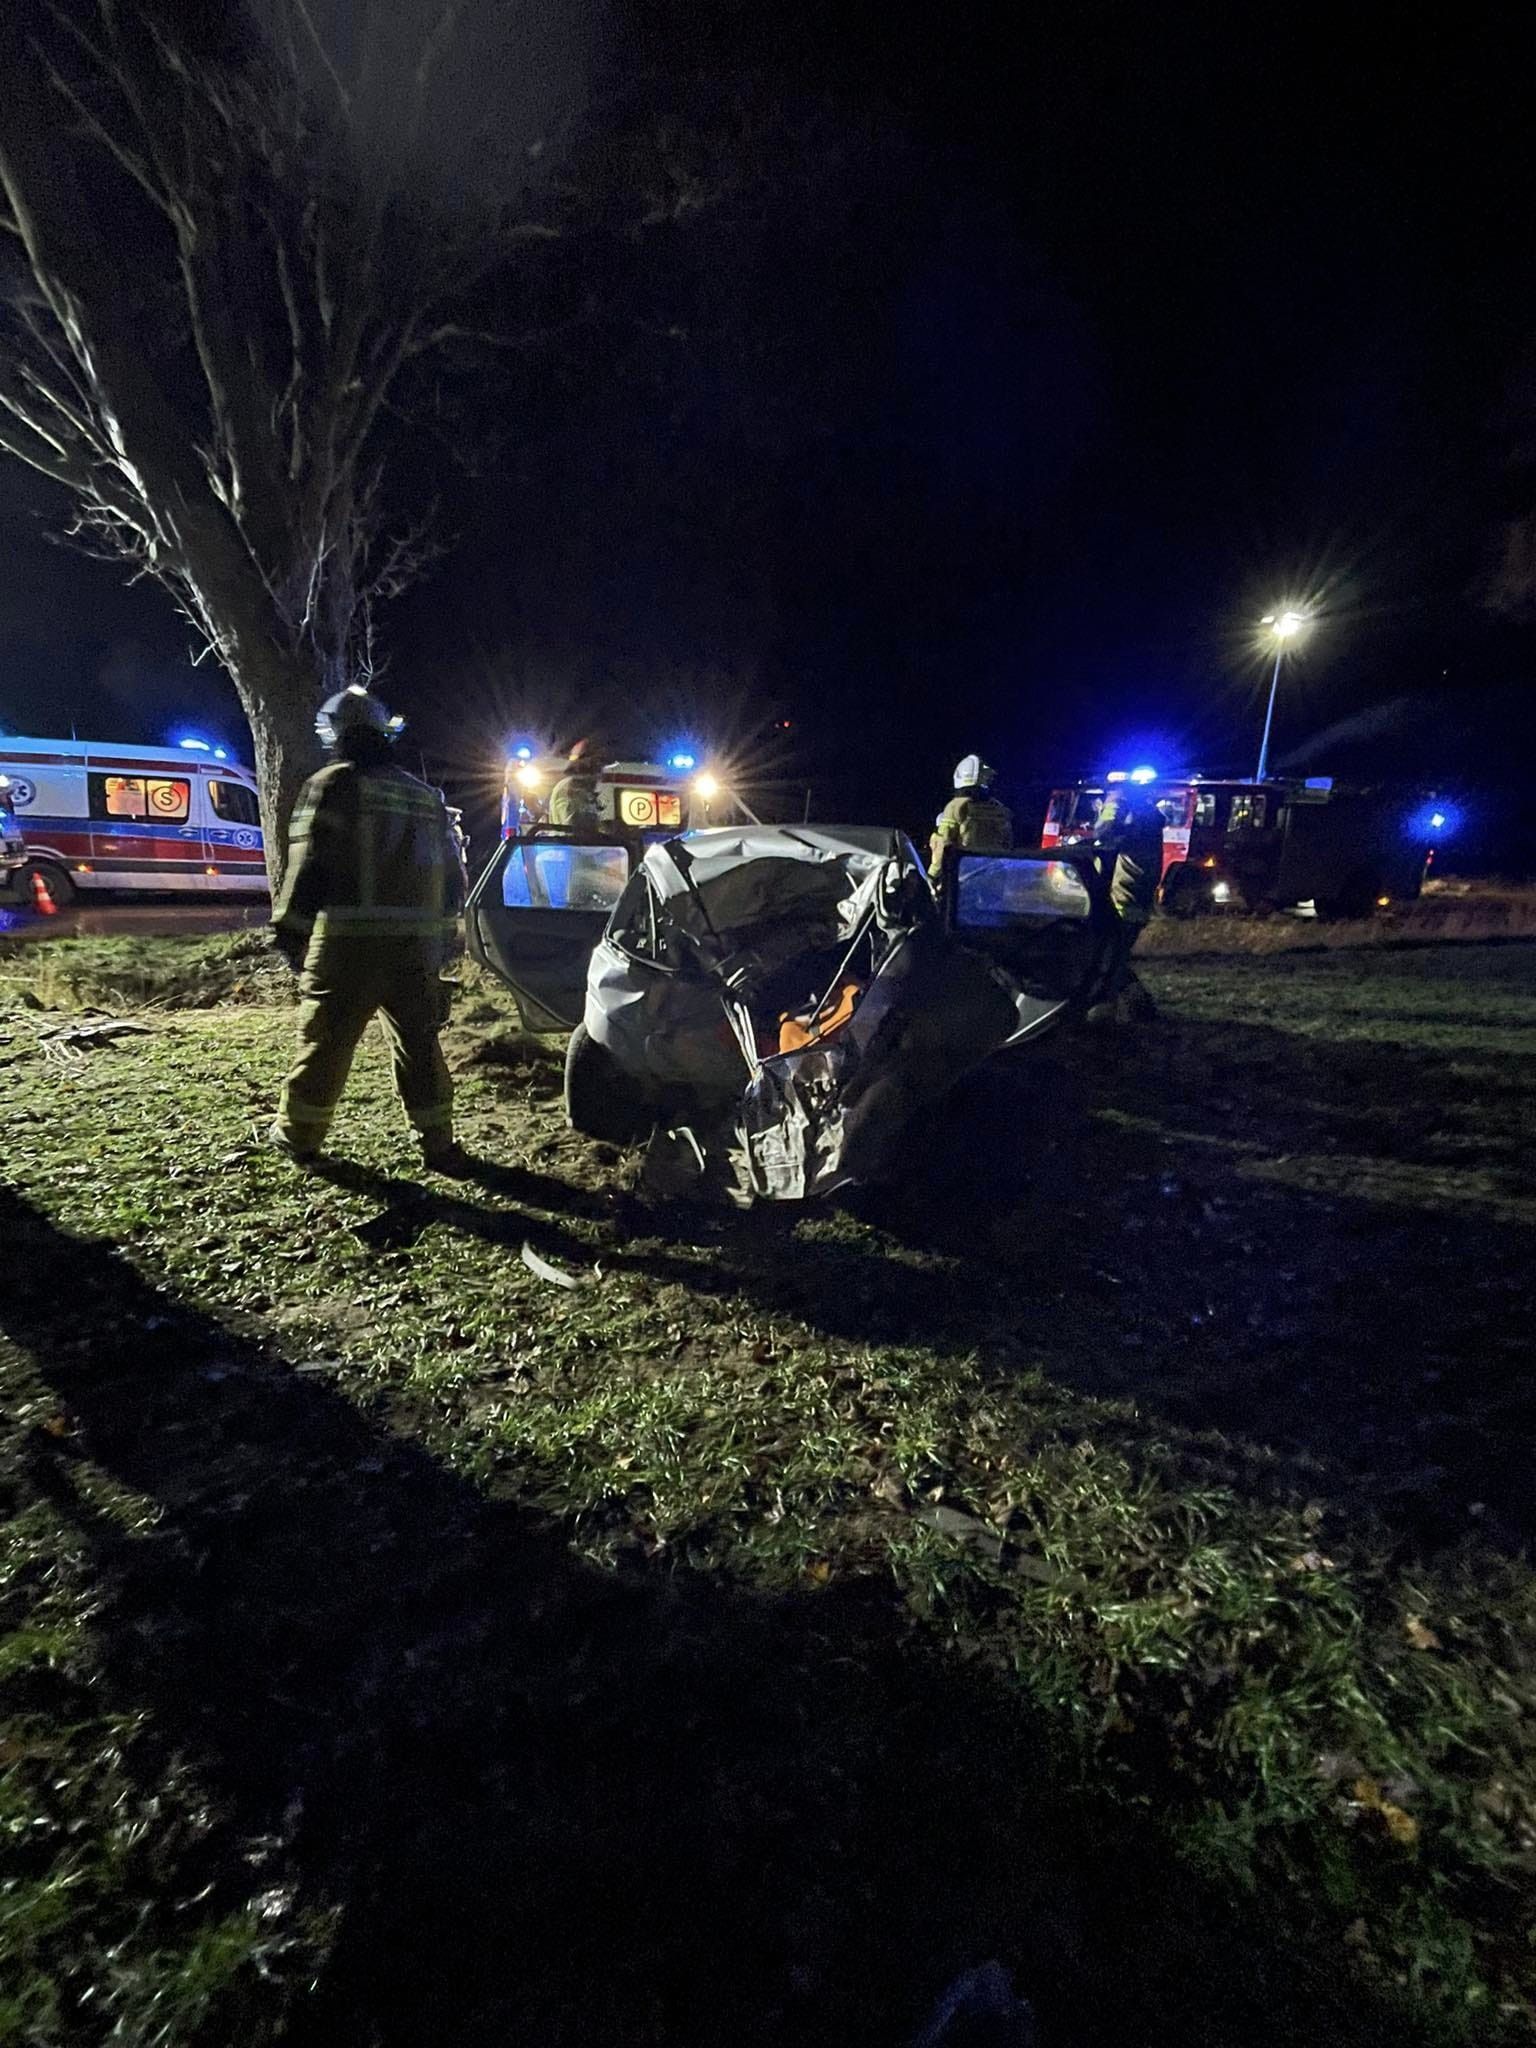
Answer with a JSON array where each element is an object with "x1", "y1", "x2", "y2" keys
[{"x1": 639, "y1": 825, "x2": 907, "y2": 899}]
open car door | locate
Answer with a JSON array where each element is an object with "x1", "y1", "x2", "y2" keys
[
  {"x1": 939, "y1": 845, "x2": 1117, "y2": 1045},
  {"x1": 466, "y1": 831, "x2": 638, "y2": 1031}
]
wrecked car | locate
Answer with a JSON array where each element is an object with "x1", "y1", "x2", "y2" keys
[{"x1": 466, "y1": 824, "x2": 1115, "y2": 1203}]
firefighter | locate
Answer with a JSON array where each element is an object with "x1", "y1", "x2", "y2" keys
[
  {"x1": 547, "y1": 738, "x2": 603, "y2": 831},
  {"x1": 929, "y1": 755, "x2": 1013, "y2": 877},
  {"x1": 269, "y1": 686, "x2": 468, "y2": 1170},
  {"x1": 1088, "y1": 780, "x2": 1164, "y2": 1023}
]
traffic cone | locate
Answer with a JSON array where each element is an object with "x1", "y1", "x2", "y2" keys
[{"x1": 30, "y1": 870, "x2": 59, "y2": 915}]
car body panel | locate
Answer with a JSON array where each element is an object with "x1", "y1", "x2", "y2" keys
[{"x1": 470, "y1": 824, "x2": 1116, "y2": 1202}]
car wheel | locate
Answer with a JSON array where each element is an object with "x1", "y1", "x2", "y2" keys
[
  {"x1": 564, "y1": 1022, "x2": 653, "y2": 1144},
  {"x1": 24, "y1": 859, "x2": 75, "y2": 911}
]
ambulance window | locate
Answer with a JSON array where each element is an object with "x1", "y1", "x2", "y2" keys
[
  {"x1": 145, "y1": 778, "x2": 191, "y2": 822},
  {"x1": 91, "y1": 774, "x2": 146, "y2": 819},
  {"x1": 209, "y1": 780, "x2": 261, "y2": 825},
  {"x1": 1193, "y1": 792, "x2": 1220, "y2": 828}
]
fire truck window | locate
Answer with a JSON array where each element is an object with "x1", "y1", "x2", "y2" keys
[
  {"x1": 1193, "y1": 792, "x2": 1220, "y2": 828},
  {"x1": 1251, "y1": 793, "x2": 1268, "y2": 828},
  {"x1": 209, "y1": 780, "x2": 261, "y2": 825},
  {"x1": 89, "y1": 774, "x2": 147, "y2": 820},
  {"x1": 1045, "y1": 793, "x2": 1065, "y2": 825},
  {"x1": 1230, "y1": 793, "x2": 1267, "y2": 830},
  {"x1": 1155, "y1": 796, "x2": 1184, "y2": 826}
]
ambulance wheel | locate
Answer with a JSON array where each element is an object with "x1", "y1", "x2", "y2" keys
[
  {"x1": 564, "y1": 1023, "x2": 652, "y2": 1145},
  {"x1": 24, "y1": 859, "x2": 74, "y2": 911}
]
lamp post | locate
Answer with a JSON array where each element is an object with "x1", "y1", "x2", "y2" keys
[{"x1": 1255, "y1": 609, "x2": 1309, "y2": 782}]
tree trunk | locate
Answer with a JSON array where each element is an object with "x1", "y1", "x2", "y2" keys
[
  {"x1": 169, "y1": 516, "x2": 325, "y2": 895},
  {"x1": 242, "y1": 672, "x2": 323, "y2": 896}
]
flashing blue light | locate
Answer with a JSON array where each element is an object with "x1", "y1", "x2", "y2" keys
[
  {"x1": 214, "y1": 747, "x2": 228, "y2": 761},
  {"x1": 668, "y1": 751, "x2": 697, "y2": 772},
  {"x1": 512, "y1": 744, "x2": 533, "y2": 761},
  {"x1": 1129, "y1": 765, "x2": 1158, "y2": 783},
  {"x1": 1105, "y1": 770, "x2": 1128, "y2": 783},
  {"x1": 177, "y1": 736, "x2": 212, "y2": 753},
  {"x1": 1413, "y1": 801, "x2": 1458, "y2": 840}
]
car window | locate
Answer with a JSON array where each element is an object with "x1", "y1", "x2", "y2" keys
[
  {"x1": 952, "y1": 855, "x2": 1093, "y2": 930},
  {"x1": 208, "y1": 779, "x2": 261, "y2": 825},
  {"x1": 502, "y1": 840, "x2": 630, "y2": 912}
]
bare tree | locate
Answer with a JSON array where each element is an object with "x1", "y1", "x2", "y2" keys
[{"x1": 0, "y1": 0, "x2": 568, "y2": 881}]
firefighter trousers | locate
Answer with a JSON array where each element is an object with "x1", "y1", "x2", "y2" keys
[{"x1": 278, "y1": 936, "x2": 453, "y2": 1153}]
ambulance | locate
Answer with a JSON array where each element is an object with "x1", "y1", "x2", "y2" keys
[
  {"x1": 0, "y1": 736, "x2": 267, "y2": 908},
  {"x1": 0, "y1": 775, "x2": 27, "y2": 905},
  {"x1": 499, "y1": 753, "x2": 709, "y2": 840}
]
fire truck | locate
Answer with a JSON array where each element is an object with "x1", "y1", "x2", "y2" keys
[
  {"x1": 500, "y1": 754, "x2": 712, "y2": 840},
  {"x1": 1041, "y1": 773, "x2": 1443, "y2": 917}
]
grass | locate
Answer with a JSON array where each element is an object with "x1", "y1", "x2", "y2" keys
[
  {"x1": 0, "y1": 933, "x2": 1534, "y2": 2042},
  {"x1": 0, "y1": 927, "x2": 289, "y2": 1014}
]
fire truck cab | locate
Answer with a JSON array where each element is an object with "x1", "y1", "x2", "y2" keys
[
  {"x1": 501, "y1": 756, "x2": 700, "y2": 841},
  {"x1": 1042, "y1": 775, "x2": 1435, "y2": 918}
]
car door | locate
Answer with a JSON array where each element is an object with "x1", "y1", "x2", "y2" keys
[
  {"x1": 940, "y1": 845, "x2": 1117, "y2": 1043},
  {"x1": 466, "y1": 830, "x2": 638, "y2": 1031}
]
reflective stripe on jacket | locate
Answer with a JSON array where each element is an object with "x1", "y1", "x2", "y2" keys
[
  {"x1": 273, "y1": 761, "x2": 464, "y2": 949},
  {"x1": 929, "y1": 792, "x2": 1013, "y2": 873},
  {"x1": 1092, "y1": 791, "x2": 1164, "y2": 924}
]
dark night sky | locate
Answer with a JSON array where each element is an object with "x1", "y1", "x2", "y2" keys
[{"x1": 2, "y1": 1, "x2": 1534, "y2": 852}]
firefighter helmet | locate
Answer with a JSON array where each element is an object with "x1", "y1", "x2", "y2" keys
[
  {"x1": 953, "y1": 754, "x2": 996, "y2": 791},
  {"x1": 316, "y1": 685, "x2": 398, "y2": 748}
]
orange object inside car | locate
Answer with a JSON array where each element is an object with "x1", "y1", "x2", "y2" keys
[{"x1": 778, "y1": 979, "x2": 861, "y2": 1054}]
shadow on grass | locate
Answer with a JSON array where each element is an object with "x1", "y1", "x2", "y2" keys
[
  {"x1": 829, "y1": 1010, "x2": 1536, "y2": 1554},
  {"x1": 333, "y1": 989, "x2": 1536, "y2": 1556},
  {"x1": 1, "y1": 1183, "x2": 1432, "y2": 2048}
]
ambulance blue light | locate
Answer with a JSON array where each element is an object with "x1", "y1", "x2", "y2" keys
[
  {"x1": 214, "y1": 747, "x2": 228, "y2": 760},
  {"x1": 512, "y1": 744, "x2": 533, "y2": 761},
  {"x1": 668, "y1": 751, "x2": 697, "y2": 771},
  {"x1": 1105, "y1": 770, "x2": 1127, "y2": 783},
  {"x1": 1130, "y1": 765, "x2": 1157, "y2": 783},
  {"x1": 177, "y1": 736, "x2": 212, "y2": 753}
]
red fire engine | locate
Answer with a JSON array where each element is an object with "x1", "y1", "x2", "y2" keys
[{"x1": 1041, "y1": 773, "x2": 1441, "y2": 917}]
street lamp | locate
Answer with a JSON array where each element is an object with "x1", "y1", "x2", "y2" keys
[{"x1": 1255, "y1": 609, "x2": 1310, "y2": 782}]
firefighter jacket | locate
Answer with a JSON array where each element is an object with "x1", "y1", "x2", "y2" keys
[
  {"x1": 273, "y1": 760, "x2": 464, "y2": 964},
  {"x1": 1092, "y1": 791, "x2": 1164, "y2": 924},
  {"x1": 929, "y1": 792, "x2": 1013, "y2": 874}
]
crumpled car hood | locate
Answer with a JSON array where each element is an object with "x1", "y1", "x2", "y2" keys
[{"x1": 584, "y1": 828, "x2": 1101, "y2": 1206}]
